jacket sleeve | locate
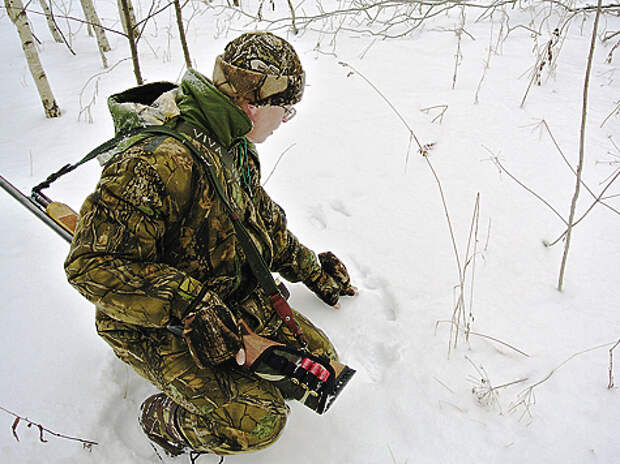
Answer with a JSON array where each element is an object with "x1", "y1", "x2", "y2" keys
[
  {"x1": 254, "y1": 185, "x2": 322, "y2": 284},
  {"x1": 64, "y1": 146, "x2": 236, "y2": 336}
]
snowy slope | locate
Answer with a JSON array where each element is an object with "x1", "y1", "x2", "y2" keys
[{"x1": 1, "y1": 2, "x2": 619, "y2": 463}]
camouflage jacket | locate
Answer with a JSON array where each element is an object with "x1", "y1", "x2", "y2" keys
[{"x1": 65, "y1": 69, "x2": 322, "y2": 364}]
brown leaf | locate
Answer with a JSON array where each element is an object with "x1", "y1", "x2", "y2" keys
[{"x1": 11, "y1": 417, "x2": 20, "y2": 442}]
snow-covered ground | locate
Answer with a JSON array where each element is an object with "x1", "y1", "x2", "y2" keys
[{"x1": 1, "y1": 2, "x2": 619, "y2": 463}]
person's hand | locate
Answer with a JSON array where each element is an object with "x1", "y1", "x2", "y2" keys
[
  {"x1": 182, "y1": 302, "x2": 242, "y2": 368},
  {"x1": 305, "y1": 252, "x2": 358, "y2": 309}
]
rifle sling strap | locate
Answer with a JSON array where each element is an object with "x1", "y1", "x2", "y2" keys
[{"x1": 32, "y1": 122, "x2": 307, "y2": 345}]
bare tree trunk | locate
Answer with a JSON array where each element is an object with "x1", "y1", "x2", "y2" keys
[
  {"x1": 557, "y1": 0, "x2": 603, "y2": 291},
  {"x1": 38, "y1": 0, "x2": 63, "y2": 43},
  {"x1": 119, "y1": 0, "x2": 143, "y2": 84},
  {"x1": 117, "y1": 0, "x2": 137, "y2": 39},
  {"x1": 5, "y1": 0, "x2": 60, "y2": 118},
  {"x1": 79, "y1": 0, "x2": 111, "y2": 56},
  {"x1": 174, "y1": 0, "x2": 192, "y2": 69}
]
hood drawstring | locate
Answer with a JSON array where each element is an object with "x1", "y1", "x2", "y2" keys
[{"x1": 238, "y1": 136, "x2": 252, "y2": 196}]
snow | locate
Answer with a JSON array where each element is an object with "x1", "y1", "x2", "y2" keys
[{"x1": 1, "y1": 2, "x2": 619, "y2": 463}]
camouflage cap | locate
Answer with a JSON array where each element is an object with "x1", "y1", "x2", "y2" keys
[{"x1": 213, "y1": 32, "x2": 305, "y2": 107}]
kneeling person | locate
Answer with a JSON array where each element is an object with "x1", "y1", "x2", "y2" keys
[{"x1": 65, "y1": 32, "x2": 356, "y2": 457}]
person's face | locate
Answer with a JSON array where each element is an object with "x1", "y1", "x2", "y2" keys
[{"x1": 242, "y1": 104, "x2": 292, "y2": 143}]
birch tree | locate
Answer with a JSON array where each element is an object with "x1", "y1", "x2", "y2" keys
[
  {"x1": 79, "y1": 0, "x2": 111, "y2": 67},
  {"x1": 38, "y1": 0, "x2": 63, "y2": 43},
  {"x1": 5, "y1": 0, "x2": 60, "y2": 118}
]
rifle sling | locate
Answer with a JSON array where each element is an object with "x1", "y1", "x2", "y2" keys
[{"x1": 31, "y1": 122, "x2": 307, "y2": 345}]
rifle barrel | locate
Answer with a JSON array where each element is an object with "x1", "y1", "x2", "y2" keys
[{"x1": 0, "y1": 174, "x2": 73, "y2": 244}]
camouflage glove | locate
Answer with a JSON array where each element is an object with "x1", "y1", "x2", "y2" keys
[
  {"x1": 182, "y1": 297, "x2": 243, "y2": 368},
  {"x1": 304, "y1": 252, "x2": 356, "y2": 307}
]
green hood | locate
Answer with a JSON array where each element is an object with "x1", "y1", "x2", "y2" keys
[
  {"x1": 177, "y1": 69, "x2": 252, "y2": 149},
  {"x1": 106, "y1": 69, "x2": 252, "y2": 151}
]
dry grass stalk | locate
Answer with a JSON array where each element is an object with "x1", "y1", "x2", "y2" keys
[
  {"x1": 436, "y1": 320, "x2": 530, "y2": 358},
  {"x1": 609, "y1": 339, "x2": 620, "y2": 389},
  {"x1": 338, "y1": 61, "x2": 488, "y2": 358},
  {"x1": 420, "y1": 105, "x2": 448, "y2": 124},
  {"x1": 484, "y1": 147, "x2": 568, "y2": 226},
  {"x1": 600, "y1": 100, "x2": 619, "y2": 127},
  {"x1": 521, "y1": 28, "x2": 560, "y2": 108},
  {"x1": 465, "y1": 356, "x2": 528, "y2": 414},
  {"x1": 510, "y1": 340, "x2": 616, "y2": 423},
  {"x1": 466, "y1": 356, "x2": 502, "y2": 412},
  {"x1": 452, "y1": 6, "x2": 467, "y2": 90}
]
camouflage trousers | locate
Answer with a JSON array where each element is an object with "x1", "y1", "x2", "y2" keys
[{"x1": 95, "y1": 308, "x2": 338, "y2": 455}]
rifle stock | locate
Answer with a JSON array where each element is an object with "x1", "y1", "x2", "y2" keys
[{"x1": 0, "y1": 174, "x2": 75, "y2": 244}]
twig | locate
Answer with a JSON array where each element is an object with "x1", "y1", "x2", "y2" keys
[
  {"x1": 484, "y1": 149, "x2": 568, "y2": 226},
  {"x1": 544, "y1": 169, "x2": 620, "y2": 247},
  {"x1": 263, "y1": 143, "x2": 296, "y2": 186},
  {"x1": 539, "y1": 120, "x2": 620, "y2": 216},
  {"x1": 78, "y1": 58, "x2": 131, "y2": 123},
  {"x1": 0, "y1": 405, "x2": 98, "y2": 447}
]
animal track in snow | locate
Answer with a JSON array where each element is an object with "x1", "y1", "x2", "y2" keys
[
  {"x1": 329, "y1": 200, "x2": 352, "y2": 217},
  {"x1": 362, "y1": 275, "x2": 399, "y2": 321},
  {"x1": 353, "y1": 334, "x2": 402, "y2": 383}
]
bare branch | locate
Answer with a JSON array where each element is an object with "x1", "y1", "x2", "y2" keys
[
  {"x1": 540, "y1": 120, "x2": 620, "y2": 216},
  {"x1": 558, "y1": 0, "x2": 603, "y2": 291}
]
